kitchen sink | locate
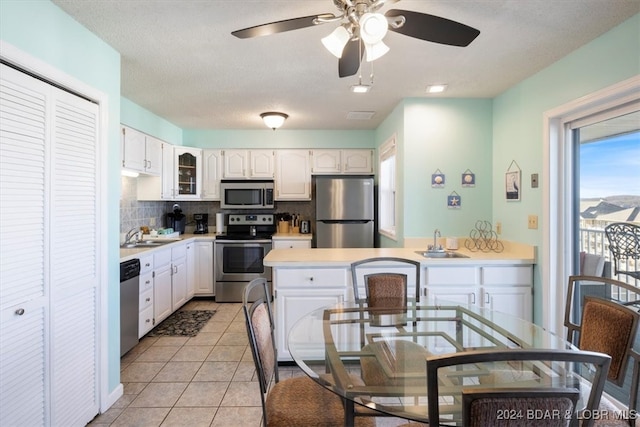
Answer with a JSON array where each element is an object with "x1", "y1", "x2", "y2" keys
[{"x1": 415, "y1": 250, "x2": 469, "y2": 259}]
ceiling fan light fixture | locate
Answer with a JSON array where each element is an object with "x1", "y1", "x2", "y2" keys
[
  {"x1": 321, "y1": 25, "x2": 351, "y2": 58},
  {"x1": 359, "y1": 12, "x2": 388, "y2": 44},
  {"x1": 260, "y1": 112, "x2": 288, "y2": 130},
  {"x1": 364, "y1": 40, "x2": 389, "y2": 62}
]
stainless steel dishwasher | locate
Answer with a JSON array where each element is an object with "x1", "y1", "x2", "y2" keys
[{"x1": 120, "y1": 258, "x2": 140, "y2": 356}]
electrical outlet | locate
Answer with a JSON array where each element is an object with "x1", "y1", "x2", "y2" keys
[
  {"x1": 149, "y1": 217, "x2": 156, "y2": 227},
  {"x1": 496, "y1": 222, "x2": 502, "y2": 235},
  {"x1": 528, "y1": 215, "x2": 538, "y2": 229}
]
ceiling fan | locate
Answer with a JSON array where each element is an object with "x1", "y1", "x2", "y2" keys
[{"x1": 231, "y1": 0, "x2": 480, "y2": 78}]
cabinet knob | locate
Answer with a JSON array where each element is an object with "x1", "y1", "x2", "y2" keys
[
  {"x1": 145, "y1": 262, "x2": 151, "y2": 267},
  {"x1": 145, "y1": 280, "x2": 151, "y2": 285},
  {"x1": 15, "y1": 308, "x2": 25, "y2": 316},
  {"x1": 146, "y1": 319, "x2": 151, "y2": 323},
  {"x1": 309, "y1": 277, "x2": 314, "y2": 282},
  {"x1": 146, "y1": 297, "x2": 151, "y2": 302}
]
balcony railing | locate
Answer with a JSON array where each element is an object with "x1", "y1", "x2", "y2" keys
[{"x1": 580, "y1": 226, "x2": 639, "y2": 286}]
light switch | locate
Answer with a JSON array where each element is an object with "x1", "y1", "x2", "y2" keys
[{"x1": 528, "y1": 215, "x2": 538, "y2": 229}]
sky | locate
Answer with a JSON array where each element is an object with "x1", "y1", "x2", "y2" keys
[{"x1": 580, "y1": 131, "x2": 640, "y2": 199}]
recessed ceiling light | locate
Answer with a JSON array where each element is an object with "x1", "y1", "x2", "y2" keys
[
  {"x1": 350, "y1": 84, "x2": 371, "y2": 93},
  {"x1": 427, "y1": 84, "x2": 448, "y2": 93}
]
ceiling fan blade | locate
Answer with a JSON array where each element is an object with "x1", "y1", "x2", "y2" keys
[
  {"x1": 385, "y1": 9, "x2": 480, "y2": 47},
  {"x1": 232, "y1": 14, "x2": 335, "y2": 39},
  {"x1": 338, "y1": 39, "x2": 363, "y2": 78}
]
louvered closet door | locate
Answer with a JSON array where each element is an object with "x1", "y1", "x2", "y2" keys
[
  {"x1": 0, "y1": 64, "x2": 50, "y2": 427},
  {"x1": 49, "y1": 87, "x2": 99, "y2": 426},
  {"x1": 0, "y1": 63, "x2": 100, "y2": 426}
]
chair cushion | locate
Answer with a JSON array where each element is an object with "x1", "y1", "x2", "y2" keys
[
  {"x1": 580, "y1": 299, "x2": 635, "y2": 382},
  {"x1": 252, "y1": 303, "x2": 275, "y2": 385},
  {"x1": 267, "y1": 375, "x2": 374, "y2": 426},
  {"x1": 361, "y1": 340, "x2": 429, "y2": 387},
  {"x1": 469, "y1": 396, "x2": 574, "y2": 427}
]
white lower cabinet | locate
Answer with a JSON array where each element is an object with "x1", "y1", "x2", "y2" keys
[
  {"x1": 272, "y1": 239, "x2": 311, "y2": 250},
  {"x1": 171, "y1": 243, "x2": 188, "y2": 311},
  {"x1": 153, "y1": 249, "x2": 173, "y2": 324},
  {"x1": 425, "y1": 265, "x2": 533, "y2": 321},
  {"x1": 138, "y1": 254, "x2": 155, "y2": 338},
  {"x1": 194, "y1": 241, "x2": 214, "y2": 296},
  {"x1": 273, "y1": 267, "x2": 349, "y2": 361}
]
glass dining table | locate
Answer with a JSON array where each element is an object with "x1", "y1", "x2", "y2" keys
[{"x1": 287, "y1": 298, "x2": 599, "y2": 426}]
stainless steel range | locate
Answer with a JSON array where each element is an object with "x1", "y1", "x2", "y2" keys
[{"x1": 214, "y1": 214, "x2": 275, "y2": 302}]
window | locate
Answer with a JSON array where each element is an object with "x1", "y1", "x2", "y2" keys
[{"x1": 379, "y1": 135, "x2": 397, "y2": 239}]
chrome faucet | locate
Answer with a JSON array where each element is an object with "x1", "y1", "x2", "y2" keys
[
  {"x1": 124, "y1": 227, "x2": 140, "y2": 244},
  {"x1": 429, "y1": 229, "x2": 442, "y2": 252}
]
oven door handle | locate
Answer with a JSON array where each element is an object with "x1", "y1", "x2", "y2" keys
[{"x1": 215, "y1": 240, "x2": 272, "y2": 245}]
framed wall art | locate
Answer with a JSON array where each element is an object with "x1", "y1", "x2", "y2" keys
[
  {"x1": 431, "y1": 169, "x2": 445, "y2": 188},
  {"x1": 505, "y1": 160, "x2": 521, "y2": 201},
  {"x1": 447, "y1": 191, "x2": 461, "y2": 209},
  {"x1": 461, "y1": 169, "x2": 475, "y2": 187}
]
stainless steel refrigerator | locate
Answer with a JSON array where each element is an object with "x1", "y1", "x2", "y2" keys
[{"x1": 315, "y1": 176, "x2": 374, "y2": 248}]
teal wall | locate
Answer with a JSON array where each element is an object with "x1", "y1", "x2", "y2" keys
[
  {"x1": 182, "y1": 128, "x2": 374, "y2": 149},
  {"x1": 492, "y1": 13, "x2": 640, "y2": 323},
  {"x1": 0, "y1": 1, "x2": 122, "y2": 395},
  {"x1": 372, "y1": 98, "x2": 493, "y2": 247},
  {"x1": 121, "y1": 97, "x2": 183, "y2": 145},
  {"x1": 403, "y1": 98, "x2": 494, "y2": 241}
]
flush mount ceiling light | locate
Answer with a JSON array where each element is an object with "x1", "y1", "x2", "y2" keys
[
  {"x1": 260, "y1": 112, "x2": 288, "y2": 130},
  {"x1": 427, "y1": 84, "x2": 448, "y2": 93}
]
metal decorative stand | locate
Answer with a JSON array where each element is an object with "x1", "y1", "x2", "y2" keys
[{"x1": 465, "y1": 220, "x2": 504, "y2": 253}]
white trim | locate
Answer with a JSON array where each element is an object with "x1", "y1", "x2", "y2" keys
[
  {"x1": 542, "y1": 75, "x2": 640, "y2": 334},
  {"x1": 0, "y1": 41, "x2": 114, "y2": 414}
]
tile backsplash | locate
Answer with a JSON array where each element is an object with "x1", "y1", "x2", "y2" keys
[{"x1": 120, "y1": 176, "x2": 314, "y2": 237}]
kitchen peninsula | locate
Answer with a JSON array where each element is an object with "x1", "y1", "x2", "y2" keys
[{"x1": 263, "y1": 241, "x2": 536, "y2": 361}]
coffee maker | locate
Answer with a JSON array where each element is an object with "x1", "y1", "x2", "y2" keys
[
  {"x1": 165, "y1": 204, "x2": 186, "y2": 234},
  {"x1": 194, "y1": 213, "x2": 209, "y2": 234}
]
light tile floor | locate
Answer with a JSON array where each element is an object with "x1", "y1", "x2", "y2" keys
[{"x1": 89, "y1": 299, "x2": 417, "y2": 427}]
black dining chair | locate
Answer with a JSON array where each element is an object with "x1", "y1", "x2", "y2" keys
[
  {"x1": 605, "y1": 222, "x2": 640, "y2": 281},
  {"x1": 426, "y1": 348, "x2": 611, "y2": 427},
  {"x1": 565, "y1": 275, "x2": 640, "y2": 426},
  {"x1": 242, "y1": 278, "x2": 374, "y2": 427}
]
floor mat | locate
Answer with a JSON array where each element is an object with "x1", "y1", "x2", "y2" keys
[{"x1": 147, "y1": 309, "x2": 216, "y2": 337}]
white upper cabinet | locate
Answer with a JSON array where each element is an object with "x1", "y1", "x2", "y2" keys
[
  {"x1": 121, "y1": 125, "x2": 163, "y2": 176},
  {"x1": 311, "y1": 149, "x2": 374, "y2": 174},
  {"x1": 275, "y1": 150, "x2": 311, "y2": 200},
  {"x1": 202, "y1": 149, "x2": 223, "y2": 200},
  {"x1": 223, "y1": 149, "x2": 275, "y2": 179},
  {"x1": 174, "y1": 147, "x2": 203, "y2": 199}
]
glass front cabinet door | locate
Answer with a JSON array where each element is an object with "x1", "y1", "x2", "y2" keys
[{"x1": 174, "y1": 147, "x2": 202, "y2": 199}]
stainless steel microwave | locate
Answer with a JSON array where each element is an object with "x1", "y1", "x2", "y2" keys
[{"x1": 220, "y1": 180, "x2": 274, "y2": 210}]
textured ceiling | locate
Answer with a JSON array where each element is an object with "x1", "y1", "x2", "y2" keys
[{"x1": 52, "y1": 0, "x2": 640, "y2": 130}]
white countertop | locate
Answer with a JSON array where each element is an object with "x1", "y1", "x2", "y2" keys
[
  {"x1": 119, "y1": 233, "x2": 217, "y2": 262},
  {"x1": 263, "y1": 240, "x2": 536, "y2": 267}
]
